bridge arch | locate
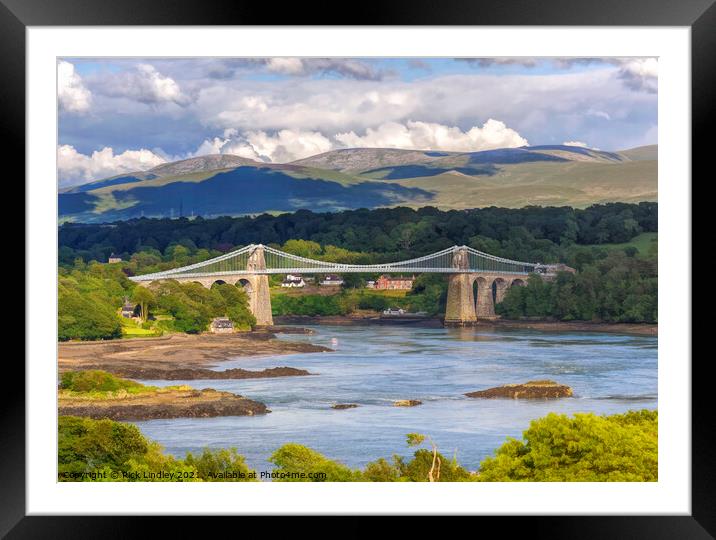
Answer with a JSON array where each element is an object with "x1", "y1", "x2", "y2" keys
[
  {"x1": 236, "y1": 278, "x2": 253, "y2": 295},
  {"x1": 493, "y1": 277, "x2": 508, "y2": 305},
  {"x1": 473, "y1": 276, "x2": 495, "y2": 319},
  {"x1": 511, "y1": 278, "x2": 526, "y2": 288}
]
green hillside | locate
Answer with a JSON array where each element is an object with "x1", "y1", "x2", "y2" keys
[
  {"x1": 59, "y1": 144, "x2": 657, "y2": 222},
  {"x1": 588, "y1": 232, "x2": 658, "y2": 255}
]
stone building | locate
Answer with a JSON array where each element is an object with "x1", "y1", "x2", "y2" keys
[
  {"x1": 374, "y1": 275, "x2": 415, "y2": 290},
  {"x1": 319, "y1": 274, "x2": 344, "y2": 286},
  {"x1": 120, "y1": 297, "x2": 135, "y2": 318},
  {"x1": 210, "y1": 317, "x2": 234, "y2": 333},
  {"x1": 108, "y1": 253, "x2": 123, "y2": 264}
]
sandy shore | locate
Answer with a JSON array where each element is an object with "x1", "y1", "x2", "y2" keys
[{"x1": 58, "y1": 331, "x2": 331, "y2": 377}]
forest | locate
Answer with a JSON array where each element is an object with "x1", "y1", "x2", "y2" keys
[
  {"x1": 59, "y1": 202, "x2": 657, "y2": 266},
  {"x1": 58, "y1": 203, "x2": 658, "y2": 341}
]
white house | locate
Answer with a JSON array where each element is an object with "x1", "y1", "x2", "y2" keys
[
  {"x1": 281, "y1": 275, "x2": 306, "y2": 288},
  {"x1": 319, "y1": 274, "x2": 344, "y2": 286}
]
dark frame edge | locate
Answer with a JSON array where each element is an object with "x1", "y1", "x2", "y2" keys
[
  {"x1": 0, "y1": 0, "x2": 26, "y2": 538},
  {"x1": 691, "y1": 0, "x2": 716, "y2": 536},
  {"x1": 6, "y1": 0, "x2": 713, "y2": 536}
]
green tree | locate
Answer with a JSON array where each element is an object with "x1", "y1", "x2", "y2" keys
[
  {"x1": 131, "y1": 286, "x2": 156, "y2": 322},
  {"x1": 184, "y1": 448, "x2": 256, "y2": 482},
  {"x1": 58, "y1": 416, "x2": 197, "y2": 482},
  {"x1": 58, "y1": 286, "x2": 122, "y2": 341},
  {"x1": 268, "y1": 443, "x2": 364, "y2": 482},
  {"x1": 477, "y1": 410, "x2": 658, "y2": 482}
]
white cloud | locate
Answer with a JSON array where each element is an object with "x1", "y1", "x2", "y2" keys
[
  {"x1": 266, "y1": 58, "x2": 305, "y2": 75},
  {"x1": 335, "y1": 119, "x2": 528, "y2": 152},
  {"x1": 60, "y1": 58, "x2": 658, "y2": 163},
  {"x1": 58, "y1": 144, "x2": 166, "y2": 187},
  {"x1": 101, "y1": 64, "x2": 190, "y2": 106},
  {"x1": 245, "y1": 129, "x2": 333, "y2": 162},
  {"x1": 192, "y1": 136, "x2": 263, "y2": 161},
  {"x1": 58, "y1": 61, "x2": 92, "y2": 113},
  {"x1": 192, "y1": 129, "x2": 333, "y2": 163},
  {"x1": 265, "y1": 58, "x2": 383, "y2": 80},
  {"x1": 457, "y1": 57, "x2": 538, "y2": 68},
  {"x1": 617, "y1": 58, "x2": 658, "y2": 93},
  {"x1": 563, "y1": 141, "x2": 589, "y2": 148},
  {"x1": 587, "y1": 108, "x2": 611, "y2": 121},
  {"x1": 188, "y1": 120, "x2": 525, "y2": 163}
]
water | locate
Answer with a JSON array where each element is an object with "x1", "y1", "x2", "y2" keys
[{"x1": 134, "y1": 325, "x2": 657, "y2": 474}]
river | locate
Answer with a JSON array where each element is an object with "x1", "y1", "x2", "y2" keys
[{"x1": 133, "y1": 324, "x2": 657, "y2": 474}]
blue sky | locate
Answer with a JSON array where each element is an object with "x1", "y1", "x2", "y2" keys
[{"x1": 58, "y1": 57, "x2": 657, "y2": 186}]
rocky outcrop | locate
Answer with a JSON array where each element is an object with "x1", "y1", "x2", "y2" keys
[
  {"x1": 465, "y1": 380, "x2": 573, "y2": 399},
  {"x1": 331, "y1": 403, "x2": 359, "y2": 410},
  {"x1": 393, "y1": 400, "x2": 422, "y2": 407},
  {"x1": 59, "y1": 388, "x2": 269, "y2": 420}
]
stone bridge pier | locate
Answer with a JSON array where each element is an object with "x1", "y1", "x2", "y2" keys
[
  {"x1": 444, "y1": 248, "x2": 477, "y2": 326},
  {"x1": 444, "y1": 247, "x2": 528, "y2": 327}
]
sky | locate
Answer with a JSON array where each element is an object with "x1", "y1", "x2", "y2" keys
[{"x1": 57, "y1": 57, "x2": 658, "y2": 187}]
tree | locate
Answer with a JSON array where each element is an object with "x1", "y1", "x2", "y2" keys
[
  {"x1": 58, "y1": 283, "x2": 122, "y2": 341},
  {"x1": 131, "y1": 286, "x2": 156, "y2": 322},
  {"x1": 406, "y1": 433, "x2": 440, "y2": 482},
  {"x1": 268, "y1": 444, "x2": 363, "y2": 482},
  {"x1": 477, "y1": 410, "x2": 657, "y2": 482},
  {"x1": 184, "y1": 448, "x2": 256, "y2": 482}
]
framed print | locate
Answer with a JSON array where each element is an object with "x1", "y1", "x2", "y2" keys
[{"x1": 5, "y1": 0, "x2": 711, "y2": 534}]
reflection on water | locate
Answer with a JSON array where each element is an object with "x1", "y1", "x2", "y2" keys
[{"x1": 134, "y1": 325, "x2": 657, "y2": 474}]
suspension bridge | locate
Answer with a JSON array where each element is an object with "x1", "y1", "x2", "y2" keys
[{"x1": 131, "y1": 244, "x2": 563, "y2": 326}]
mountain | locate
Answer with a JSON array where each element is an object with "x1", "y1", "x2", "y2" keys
[
  {"x1": 58, "y1": 145, "x2": 657, "y2": 223},
  {"x1": 147, "y1": 154, "x2": 263, "y2": 177},
  {"x1": 291, "y1": 148, "x2": 458, "y2": 171},
  {"x1": 618, "y1": 144, "x2": 658, "y2": 161}
]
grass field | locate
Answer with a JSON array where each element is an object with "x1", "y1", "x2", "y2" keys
[
  {"x1": 120, "y1": 318, "x2": 163, "y2": 337},
  {"x1": 589, "y1": 232, "x2": 658, "y2": 255}
]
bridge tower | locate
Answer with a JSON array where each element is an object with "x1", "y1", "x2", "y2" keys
[
  {"x1": 246, "y1": 245, "x2": 274, "y2": 326},
  {"x1": 444, "y1": 246, "x2": 478, "y2": 326}
]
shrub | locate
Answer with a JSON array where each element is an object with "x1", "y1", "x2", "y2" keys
[{"x1": 60, "y1": 370, "x2": 144, "y2": 393}]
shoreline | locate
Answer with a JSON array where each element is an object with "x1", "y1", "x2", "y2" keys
[
  {"x1": 59, "y1": 387, "x2": 269, "y2": 420},
  {"x1": 273, "y1": 315, "x2": 657, "y2": 336},
  {"x1": 58, "y1": 331, "x2": 332, "y2": 377}
]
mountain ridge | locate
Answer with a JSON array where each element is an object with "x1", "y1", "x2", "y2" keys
[{"x1": 58, "y1": 144, "x2": 657, "y2": 223}]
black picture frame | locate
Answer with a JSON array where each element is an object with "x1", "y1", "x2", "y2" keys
[{"x1": 4, "y1": 0, "x2": 708, "y2": 535}]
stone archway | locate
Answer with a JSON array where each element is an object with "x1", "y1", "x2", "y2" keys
[
  {"x1": 493, "y1": 277, "x2": 509, "y2": 305},
  {"x1": 511, "y1": 278, "x2": 526, "y2": 288},
  {"x1": 236, "y1": 278, "x2": 254, "y2": 295},
  {"x1": 473, "y1": 276, "x2": 495, "y2": 319}
]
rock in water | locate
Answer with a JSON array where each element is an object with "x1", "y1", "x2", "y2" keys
[
  {"x1": 465, "y1": 380, "x2": 573, "y2": 399},
  {"x1": 331, "y1": 403, "x2": 359, "y2": 410},
  {"x1": 393, "y1": 399, "x2": 422, "y2": 407}
]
